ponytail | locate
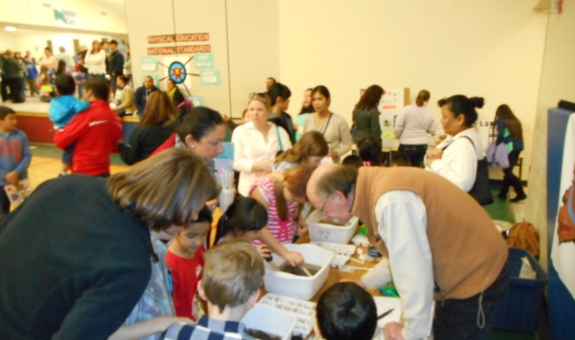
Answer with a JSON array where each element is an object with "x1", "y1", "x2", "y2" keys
[
  {"x1": 438, "y1": 95, "x2": 484, "y2": 127},
  {"x1": 209, "y1": 197, "x2": 268, "y2": 248},
  {"x1": 415, "y1": 90, "x2": 430, "y2": 107}
]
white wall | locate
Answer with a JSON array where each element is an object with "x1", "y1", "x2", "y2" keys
[
  {"x1": 278, "y1": 0, "x2": 548, "y2": 179},
  {"x1": 525, "y1": 4, "x2": 575, "y2": 271},
  {"x1": 0, "y1": 31, "x2": 17, "y2": 52},
  {"x1": 0, "y1": 0, "x2": 127, "y2": 34}
]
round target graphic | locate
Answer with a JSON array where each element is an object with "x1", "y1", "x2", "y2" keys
[{"x1": 168, "y1": 61, "x2": 186, "y2": 84}]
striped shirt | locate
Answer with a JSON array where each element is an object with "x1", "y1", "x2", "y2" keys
[
  {"x1": 162, "y1": 316, "x2": 255, "y2": 340},
  {"x1": 250, "y1": 177, "x2": 297, "y2": 245}
]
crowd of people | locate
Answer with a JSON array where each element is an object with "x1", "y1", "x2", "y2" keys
[{"x1": 0, "y1": 66, "x2": 527, "y2": 340}]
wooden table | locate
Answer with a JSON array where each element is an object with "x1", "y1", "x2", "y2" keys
[{"x1": 260, "y1": 232, "x2": 382, "y2": 303}]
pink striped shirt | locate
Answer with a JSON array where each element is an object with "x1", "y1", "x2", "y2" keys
[{"x1": 250, "y1": 177, "x2": 297, "y2": 244}]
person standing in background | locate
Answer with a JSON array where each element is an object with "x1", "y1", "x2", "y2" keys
[
  {"x1": 395, "y1": 90, "x2": 437, "y2": 167},
  {"x1": 268, "y1": 82, "x2": 296, "y2": 143},
  {"x1": 108, "y1": 40, "x2": 124, "y2": 95},
  {"x1": 0, "y1": 52, "x2": 7, "y2": 103},
  {"x1": 303, "y1": 85, "x2": 351, "y2": 163},
  {"x1": 40, "y1": 47, "x2": 56, "y2": 71},
  {"x1": 13, "y1": 52, "x2": 27, "y2": 101},
  {"x1": 494, "y1": 104, "x2": 526, "y2": 202},
  {"x1": 124, "y1": 52, "x2": 132, "y2": 84},
  {"x1": 3, "y1": 51, "x2": 26, "y2": 103},
  {"x1": 23, "y1": 54, "x2": 39, "y2": 97},
  {"x1": 55, "y1": 47, "x2": 75, "y2": 73},
  {"x1": 294, "y1": 88, "x2": 314, "y2": 141},
  {"x1": 352, "y1": 85, "x2": 384, "y2": 146},
  {"x1": 266, "y1": 77, "x2": 276, "y2": 90},
  {"x1": 84, "y1": 40, "x2": 107, "y2": 81}
]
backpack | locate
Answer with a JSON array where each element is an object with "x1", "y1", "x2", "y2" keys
[{"x1": 504, "y1": 221, "x2": 540, "y2": 258}]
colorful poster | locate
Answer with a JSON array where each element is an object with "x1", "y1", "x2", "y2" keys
[
  {"x1": 162, "y1": 57, "x2": 193, "y2": 90},
  {"x1": 200, "y1": 70, "x2": 221, "y2": 86},
  {"x1": 140, "y1": 56, "x2": 158, "y2": 72},
  {"x1": 551, "y1": 113, "x2": 575, "y2": 299},
  {"x1": 54, "y1": 8, "x2": 79, "y2": 27},
  {"x1": 194, "y1": 53, "x2": 214, "y2": 69}
]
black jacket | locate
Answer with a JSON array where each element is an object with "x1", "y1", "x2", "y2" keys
[
  {"x1": 0, "y1": 175, "x2": 153, "y2": 340},
  {"x1": 3, "y1": 58, "x2": 23, "y2": 79},
  {"x1": 134, "y1": 85, "x2": 158, "y2": 114},
  {"x1": 269, "y1": 111, "x2": 296, "y2": 144},
  {"x1": 108, "y1": 50, "x2": 124, "y2": 76},
  {"x1": 119, "y1": 123, "x2": 174, "y2": 165}
]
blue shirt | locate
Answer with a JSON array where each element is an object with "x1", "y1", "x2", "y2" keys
[
  {"x1": 24, "y1": 61, "x2": 38, "y2": 79},
  {"x1": 0, "y1": 129, "x2": 31, "y2": 186},
  {"x1": 49, "y1": 95, "x2": 90, "y2": 128}
]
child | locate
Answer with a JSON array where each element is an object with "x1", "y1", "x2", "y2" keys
[
  {"x1": 315, "y1": 282, "x2": 378, "y2": 340},
  {"x1": 23, "y1": 55, "x2": 39, "y2": 97},
  {"x1": 208, "y1": 196, "x2": 271, "y2": 260},
  {"x1": 342, "y1": 155, "x2": 363, "y2": 169},
  {"x1": 0, "y1": 106, "x2": 31, "y2": 217},
  {"x1": 162, "y1": 241, "x2": 265, "y2": 340},
  {"x1": 166, "y1": 205, "x2": 212, "y2": 321},
  {"x1": 49, "y1": 74, "x2": 90, "y2": 176},
  {"x1": 357, "y1": 136, "x2": 383, "y2": 166},
  {"x1": 39, "y1": 66, "x2": 55, "y2": 102},
  {"x1": 391, "y1": 152, "x2": 412, "y2": 167}
]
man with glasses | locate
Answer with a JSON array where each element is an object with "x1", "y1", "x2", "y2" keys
[{"x1": 306, "y1": 164, "x2": 509, "y2": 340}]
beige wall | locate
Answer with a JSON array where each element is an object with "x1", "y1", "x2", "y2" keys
[
  {"x1": 525, "y1": 4, "x2": 575, "y2": 270},
  {"x1": 278, "y1": 0, "x2": 548, "y2": 179},
  {"x1": 126, "y1": 0, "x2": 279, "y2": 118}
]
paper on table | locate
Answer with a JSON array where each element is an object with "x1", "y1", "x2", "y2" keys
[{"x1": 373, "y1": 296, "x2": 402, "y2": 328}]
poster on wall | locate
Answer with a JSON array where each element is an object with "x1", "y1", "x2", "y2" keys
[
  {"x1": 140, "y1": 57, "x2": 158, "y2": 72},
  {"x1": 54, "y1": 8, "x2": 79, "y2": 27},
  {"x1": 551, "y1": 113, "x2": 575, "y2": 300},
  {"x1": 194, "y1": 53, "x2": 214, "y2": 69},
  {"x1": 200, "y1": 70, "x2": 221, "y2": 86},
  {"x1": 162, "y1": 57, "x2": 194, "y2": 90}
]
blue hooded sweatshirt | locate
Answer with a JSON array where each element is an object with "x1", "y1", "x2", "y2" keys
[{"x1": 49, "y1": 95, "x2": 90, "y2": 128}]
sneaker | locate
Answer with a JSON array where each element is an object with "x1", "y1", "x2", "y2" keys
[{"x1": 510, "y1": 194, "x2": 527, "y2": 203}]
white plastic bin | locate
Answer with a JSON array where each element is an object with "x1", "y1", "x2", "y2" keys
[
  {"x1": 306, "y1": 209, "x2": 359, "y2": 244},
  {"x1": 241, "y1": 304, "x2": 296, "y2": 340},
  {"x1": 264, "y1": 243, "x2": 334, "y2": 300}
]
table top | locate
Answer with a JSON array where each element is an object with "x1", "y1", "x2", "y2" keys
[{"x1": 259, "y1": 233, "x2": 382, "y2": 303}]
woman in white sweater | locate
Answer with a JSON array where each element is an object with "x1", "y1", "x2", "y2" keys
[
  {"x1": 426, "y1": 95, "x2": 485, "y2": 192},
  {"x1": 232, "y1": 94, "x2": 292, "y2": 196},
  {"x1": 303, "y1": 85, "x2": 351, "y2": 163},
  {"x1": 84, "y1": 40, "x2": 107, "y2": 80}
]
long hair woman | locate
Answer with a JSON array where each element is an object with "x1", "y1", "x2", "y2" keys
[
  {"x1": 494, "y1": 104, "x2": 526, "y2": 202},
  {"x1": 273, "y1": 131, "x2": 329, "y2": 172},
  {"x1": 352, "y1": 85, "x2": 384, "y2": 145}
]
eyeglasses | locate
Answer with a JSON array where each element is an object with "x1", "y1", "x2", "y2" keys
[
  {"x1": 319, "y1": 193, "x2": 332, "y2": 216},
  {"x1": 249, "y1": 92, "x2": 268, "y2": 99}
]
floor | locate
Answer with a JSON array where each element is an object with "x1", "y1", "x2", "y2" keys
[{"x1": 25, "y1": 144, "x2": 539, "y2": 340}]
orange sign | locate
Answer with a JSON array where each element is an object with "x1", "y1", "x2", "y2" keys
[
  {"x1": 147, "y1": 45, "x2": 212, "y2": 55},
  {"x1": 148, "y1": 33, "x2": 210, "y2": 44}
]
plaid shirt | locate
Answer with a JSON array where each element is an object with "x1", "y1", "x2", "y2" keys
[{"x1": 162, "y1": 316, "x2": 256, "y2": 340}]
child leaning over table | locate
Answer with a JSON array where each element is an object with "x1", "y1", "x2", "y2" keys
[
  {"x1": 0, "y1": 106, "x2": 31, "y2": 217},
  {"x1": 49, "y1": 74, "x2": 89, "y2": 176},
  {"x1": 162, "y1": 241, "x2": 265, "y2": 340}
]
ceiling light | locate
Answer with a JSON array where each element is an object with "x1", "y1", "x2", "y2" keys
[{"x1": 5, "y1": 26, "x2": 17, "y2": 32}]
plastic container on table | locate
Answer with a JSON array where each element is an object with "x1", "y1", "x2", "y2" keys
[
  {"x1": 492, "y1": 247, "x2": 548, "y2": 333},
  {"x1": 241, "y1": 304, "x2": 296, "y2": 340},
  {"x1": 306, "y1": 209, "x2": 359, "y2": 244},
  {"x1": 264, "y1": 243, "x2": 334, "y2": 301},
  {"x1": 258, "y1": 293, "x2": 317, "y2": 338}
]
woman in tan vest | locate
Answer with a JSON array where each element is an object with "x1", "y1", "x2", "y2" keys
[{"x1": 306, "y1": 164, "x2": 509, "y2": 340}]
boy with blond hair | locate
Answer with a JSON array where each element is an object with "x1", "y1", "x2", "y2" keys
[{"x1": 162, "y1": 241, "x2": 264, "y2": 340}]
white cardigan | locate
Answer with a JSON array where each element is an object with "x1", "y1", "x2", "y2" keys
[{"x1": 84, "y1": 50, "x2": 107, "y2": 75}]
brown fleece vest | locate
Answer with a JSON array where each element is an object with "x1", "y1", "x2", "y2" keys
[{"x1": 351, "y1": 167, "x2": 508, "y2": 299}]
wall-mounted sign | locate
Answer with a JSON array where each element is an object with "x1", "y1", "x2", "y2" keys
[
  {"x1": 140, "y1": 56, "x2": 158, "y2": 72},
  {"x1": 189, "y1": 95, "x2": 204, "y2": 107},
  {"x1": 54, "y1": 8, "x2": 79, "y2": 27},
  {"x1": 200, "y1": 70, "x2": 220, "y2": 86},
  {"x1": 148, "y1": 33, "x2": 210, "y2": 44},
  {"x1": 148, "y1": 45, "x2": 211, "y2": 55},
  {"x1": 194, "y1": 53, "x2": 214, "y2": 69}
]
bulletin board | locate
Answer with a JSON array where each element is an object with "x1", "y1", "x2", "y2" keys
[{"x1": 373, "y1": 88, "x2": 410, "y2": 149}]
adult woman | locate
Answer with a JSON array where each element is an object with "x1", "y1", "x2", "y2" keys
[
  {"x1": 269, "y1": 82, "x2": 296, "y2": 143},
  {"x1": 119, "y1": 91, "x2": 175, "y2": 165},
  {"x1": 55, "y1": 60, "x2": 68, "y2": 76},
  {"x1": 40, "y1": 47, "x2": 56, "y2": 70},
  {"x1": 250, "y1": 165, "x2": 312, "y2": 266},
  {"x1": 233, "y1": 94, "x2": 292, "y2": 196},
  {"x1": 166, "y1": 78, "x2": 185, "y2": 108},
  {"x1": 273, "y1": 131, "x2": 329, "y2": 172},
  {"x1": 352, "y1": 85, "x2": 384, "y2": 146},
  {"x1": 494, "y1": 104, "x2": 526, "y2": 202},
  {"x1": 303, "y1": 86, "x2": 351, "y2": 162},
  {"x1": 294, "y1": 88, "x2": 314, "y2": 141},
  {"x1": 426, "y1": 95, "x2": 485, "y2": 192},
  {"x1": 84, "y1": 40, "x2": 107, "y2": 80},
  {"x1": 0, "y1": 148, "x2": 219, "y2": 340},
  {"x1": 114, "y1": 75, "x2": 136, "y2": 117},
  {"x1": 395, "y1": 90, "x2": 437, "y2": 167}
]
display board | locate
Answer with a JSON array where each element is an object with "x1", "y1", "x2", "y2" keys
[{"x1": 377, "y1": 88, "x2": 410, "y2": 149}]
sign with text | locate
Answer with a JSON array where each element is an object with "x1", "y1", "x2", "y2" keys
[
  {"x1": 147, "y1": 33, "x2": 210, "y2": 44},
  {"x1": 54, "y1": 8, "x2": 79, "y2": 27},
  {"x1": 189, "y1": 95, "x2": 204, "y2": 107},
  {"x1": 147, "y1": 45, "x2": 211, "y2": 55},
  {"x1": 194, "y1": 53, "x2": 214, "y2": 69},
  {"x1": 140, "y1": 56, "x2": 158, "y2": 72},
  {"x1": 200, "y1": 70, "x2": 220, "y2": 86}
]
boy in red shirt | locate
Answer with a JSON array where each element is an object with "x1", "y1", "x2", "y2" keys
[
  {"x1": 54, "y1": 78, "x2": 122, "y2": 177},
  {"x1": 166, "y1": 205, "x2": 211, "y2": 320}
]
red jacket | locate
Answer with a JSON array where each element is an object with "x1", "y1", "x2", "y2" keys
[
  {"x1": 151, "y1": 133, "x2": 176, "y2": 157},
  {"x1": 54, "y1": 101, "x2": 123, "y2": 176}
]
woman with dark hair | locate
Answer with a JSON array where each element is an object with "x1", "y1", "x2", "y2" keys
[
  {"x1": 166, "y1": 78, "x2": 185, "y2": 108},
  {"x1": 0, "y1": 148, "x2": 219, "y2": 340},
  {"x1": 269, "y1": 82, "x2": 296, "y2": 143},
  {"x1": 273, "y1": 131, "x2": 329, "y2": 172},
  {"x1": 352, "y1": 85, "x2": 384, "y2": 145},
  {"x1": 118, "y1": 91, "x2": 176, "y2": 165},
  {"x1": 113, "y1": 75, "x2": 136, "y2": 117},
  {"x1": 426, "y1": 95, "x2": 485, "y2": 192},
  {"x1": 494, "y1": 104, "x2": 526, "y2": 202},
  {"x1": 395, "y1": 90, "x2": 437, "y2": 167},
  {"x1": 294, "y1": 88, "x2": 314, "y2": 141},
  {"x1": 303, "y1": 85, "x2": 352, "y2": 162},
  {"x1": 84, "y1": 40, "x2": 107, "y2": 80}
]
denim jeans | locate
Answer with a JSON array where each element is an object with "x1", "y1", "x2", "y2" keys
[
  {"x1": 398, "y1": 144, "x2": 428, "y2": 168},
  {"x1": 433, "y1": 264, "x2": 509, "y2": 340}
]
